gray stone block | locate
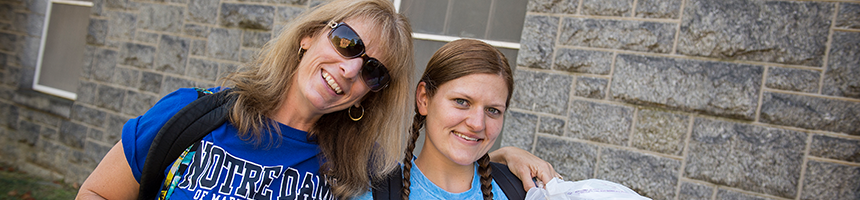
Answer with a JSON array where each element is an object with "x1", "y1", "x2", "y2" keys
[
  {"x1": 270, "y1": 0, "x2": 306, "y2": 5},
  {"x1": 134, "y1": 31, "x2": 159, "y2": 44},
  {"x1": 41, "y1": 127, "x2": 57, "y2": 141},
  {"x1": 511, "y1": 70, "x2": 571, "y2": 115},
  {"x1": 801, "y1": 161, "x2": 860, "y2": 200},
  {"x1": 107, "y1": 11, "x2": 135, "y2": 40},
  {"x1": 137, "y1": 3, "x2": 184, "y2": 32},
  {"x1": 24, "y1": 13, "x2": 43, "y2": 37},
  {"x1": 836, "y1": 3, "x2": 860, "y2": 29},
  {"x1": 716, "y1": 189, "x2": 773, "y2": 200},
  {"x1": 22, "y1": 35, "x2": 39, "y2": 68},
  {"x1": 76, "y1": 81, "x2": 96, "y2": 105},
  {"x1": 568, "y1": 100, "x2": 633, "y2": 145},
  {"x1": 559, "y1": 18, "x2": 675, "y2": 53},
  {"x1": 18, "y1": 108, "x2": 60, "y2": 128},
  {"x1": 220, "y1": 4, "x2": 274, "y2": 31},
  {"x1": 155, "y1": 35, "x2": 188, "y2": 74},
  {"x1": 678, "y1": 0, "x2": 832, "y2": 66},
  {"x1": 206, "y1": 28, "x2": 241, "y2": 61},
  {"x1": 0, "y1": 32, "x2": 15, "y2": 52},
  {"x1": 81, "y1": 45, "x2": 95, "y2": 79},
  {"x1": 187, "y1": 0, "x2": 218, "y2": 24},
  {"x1": 243, "y1": 30, "x2": 270, "y2": 48},
  {"x1": 765, "y1": 67, "x2": 820, "y2": 93},
  {"x1": 90, "y1": 0, "x2": 103, "y2": 16},
  {"x1": 16, "y1": 120, "x2": 38, "y2": 146},
  {"x1": 27, "y1": 0, "x2": 47, "y2": 15},
  {"x1": 191, "y1": 39, "x2": 206, "y2": 56},
  {"x1": 554, "y1": 49, "x2": 613, "y2": 75},
  {"x1": 276, "y1": 6, "x2": 305, "y2": 25},
  {"x1": 582, "y1": 0, "x2": 632, "y2": 17},
  {"x1": 106, "y1": 114, "x2": 128, "y2": 142},
  {"x1": 574, "y1": 76, "x2": 607, "y2": 99},
  {"x1": 518, "y1": 15, "x2": 558, "y2": 69},
  {"x1": 685, "y1": 118, "x2": 806, "y2": 198},
  {"x1": 500, "y1": 110, "x2": 537, "y2": 150},
  {"x1": 59, "y1": 121, "x2": 86, "y2": 149},
  {"x1": 810, "y1": 135, "x2": 860, "y2": 163},
  {"x1": 104, "y1": 0, "x2": 133, "y2": 10},
  {"x1": 611, "y1": 54, "x2": 762, "y2": 120},
  {"x1": 183, "y1": 23, "x2": 208, "y2": 38},
  {"x1": 631, "y1": 109, "x2": 688, "y2": 155},
  {"x1": 84, "y1": 140, "x2": 113, "y2": 165},
  {"x1": 120, "y1": 42, "x2": 155, "y2": 69},
  {"x1": 534, "y1": 136, "x2": 597, "y2": 181},
  {"x1": 111, "y1": 67, "x2": 139, "y2": 88},
  {"x1": 822, "y1": 31, "x2": 860, "y2": 99},
  {"x1": 596, "y1": 148, "x2": 679, "y2": 200},
  {"x1": 538, "y1": 116, "x2": 564, "y2": 136},
  {"x1": 92, "y1": 48, "x2": 118, "y2": 82},
  {"x1": 96, "y1": 85, "x2": 124, "y2": 112},
  {"x1": 219, "y1": 62, "x2": 239, "y2": 78},
  {"x1": 636, "y1": 0, "x2": 682, "y2": 19},
  {"x1": 0, "y1": 103, "x2": 19, "y2": 129},
  {"x1": 241, "y1": 49, "x2": 257, "y2": 63},
  {"x1": 527, "y1": 0, "x2": 577, "y2": 14},
  {"x1": 160, "y1": 76, "x2": 195, "y2": 96},
  {"x1": 72, "y1": 104, "x2": 105, "y2": 127},
  {"x1": 761, "y1": 92, "x2": 860, "y2": 135},
  {"x1": 187, "y1": 58, "x2": 218, "y2": 81},
  {"x1": 139, "y1": 71, "x2": 163, "y2": 94},
  {"x1": 87, "y1": 127, "x2": 103, "y2": 141},
  {"x1": 678, "y1": 181, "x2": 713, "y2": 200},
  {"x1": 0, "y1": 4, "x2": 12, "y2": 22}
]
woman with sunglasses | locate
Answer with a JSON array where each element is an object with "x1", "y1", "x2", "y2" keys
[
  {"x1": 356, "y1": 39, "x2": 524, "y2": 200},
  {"x1": 77, "y1": 0, "x2": 556, "y2": 199}
]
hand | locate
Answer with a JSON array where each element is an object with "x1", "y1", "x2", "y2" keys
[{"x1": 488, "y1": 146, "x2": 561, "y2": 191}]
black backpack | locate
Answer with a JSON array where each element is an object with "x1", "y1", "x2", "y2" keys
[
  {"x1": 137, "y1": 88, "x2": 234, "y2": 200},
  {"x1": 371, "y1": 162, "x2": 526, "y2": 200}
]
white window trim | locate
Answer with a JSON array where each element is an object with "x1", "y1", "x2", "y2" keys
[
  {"x1": 394, "y1": 0, "x2": 521, "y2": 50},
  {"x1": 33, "y1": 0, "x2": 93, "y2": 100}
]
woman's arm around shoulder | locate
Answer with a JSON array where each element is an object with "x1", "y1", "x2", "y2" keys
[
  {"x1": 76, "y1": 141, "x2": 140, "y2": 199},
  {"x1": 489, "y1": 146, "x2": 560, "y2": 191}
]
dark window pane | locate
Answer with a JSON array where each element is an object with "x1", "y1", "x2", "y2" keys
[
  {"x1": 401, "y1": 0, "x2": 448, "y2": 35},
  {"x1": 38, "y1": 2, "x2": 90, "y2": 96},
  {"x1": 447, "y1": 0, "x2": 491, "y2": 38},
  {"x1": 488, "y1": 0, "x2": 528, "y2": 42}
]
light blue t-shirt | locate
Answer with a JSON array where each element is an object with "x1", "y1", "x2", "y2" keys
[{"x1": 353, "y1": 159, "x2": 510, "y2": 200}]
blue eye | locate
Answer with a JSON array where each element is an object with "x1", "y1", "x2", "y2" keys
[
  {"x1": 455, "y1": 98, "x2": 468, "y2": 106},
  {"x1": 487, "y1": 107, "x2": 502, "y2": 115}
]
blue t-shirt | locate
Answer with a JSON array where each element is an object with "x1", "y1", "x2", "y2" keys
[
  {"x1": 353, "y1": 158, "x2": 510, "y2": 200},
  {"x1": 122, "y1": 88, "x2": 334, "y2": 200}
]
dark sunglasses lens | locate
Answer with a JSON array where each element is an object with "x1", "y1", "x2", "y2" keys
[
  {"x1": 362, "y1": 58, "x2": 389, "y2": 91},
  {"x1": 329, "y1": 25, "x2": 364, "y2": 58}
]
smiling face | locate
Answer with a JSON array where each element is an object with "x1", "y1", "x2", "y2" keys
[
  {"x1": 289, "y1": 17, "x2": 385, "y2": 118},
  {"x1": 417, "y1": 73, "x2": 509, "y2": 166}
]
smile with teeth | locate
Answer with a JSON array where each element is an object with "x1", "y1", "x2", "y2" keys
[
  {"x1": 322, "y1": 71, "x2": 343, "y2": 94},
  {"x1": 454, "y1": 131, "x2": 479, "y2": 141}
]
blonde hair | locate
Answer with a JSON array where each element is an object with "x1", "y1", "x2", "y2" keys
[{"x1": 221, "y1": 0, "x2": 413, "y2": 197}]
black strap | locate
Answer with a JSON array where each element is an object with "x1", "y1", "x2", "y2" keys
[
  {"x1": 490, "y1": 162, "x2": 526, "y2": 200},
  {"x1": 372, "y1": 162, "x2": 525, "y2": 200},
  {"x1": 137, "y1": 89, "x2": 234, "y2": 200}
]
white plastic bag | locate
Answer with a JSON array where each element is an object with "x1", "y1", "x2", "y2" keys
[{"x1": 524, "y1": 178, "x2": 651, "y2": 200}]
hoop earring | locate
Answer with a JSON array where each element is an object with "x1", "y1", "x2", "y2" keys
[
  {"x1": 297, "y1": 47, "x2": 307, "y2": 61},
  {"x1": 348, "y1": 105, "x2": 364, "y2": 121}
]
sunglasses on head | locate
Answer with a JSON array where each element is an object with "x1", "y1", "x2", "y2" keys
[{"x1": 327, "y1": 21, "x2": 390, "y2": 92}]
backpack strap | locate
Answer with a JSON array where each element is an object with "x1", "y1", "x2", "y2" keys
[
  {"x1": 372, "y1": 162, "x2": 525, "y2": 200},
  {"x1": 372, "y1": 167, "x2": 403, "y2": 200},
  {"x1": 490, "y1": 162, "x2": 526, "y2": 200},
  {"x1": 137, "y1": 88, "x2": 234, "y2": 200}
]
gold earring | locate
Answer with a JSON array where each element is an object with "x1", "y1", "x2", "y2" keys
[{"x1": 348, "y1": 105, "x2": 364, "y2": 121}]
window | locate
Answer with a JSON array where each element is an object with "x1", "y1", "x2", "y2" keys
[
  {"x1": 33, "y1": 0, "x2": 92, "y2": 100},
  {"x1": 397, "y1": 0, "x2": 528, "y2": 82}
]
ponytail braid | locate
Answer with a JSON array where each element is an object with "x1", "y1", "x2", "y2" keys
[
  {"x1": 401, "y1": 112, "x2": 425, "y2": 200},
  {"x1": 477, "y1": 154, "x2": 493, "y2": 200}
]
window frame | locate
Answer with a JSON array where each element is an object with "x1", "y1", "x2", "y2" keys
[{"x1": 32, "y1": 0, "x2": 93, "y2": 100}]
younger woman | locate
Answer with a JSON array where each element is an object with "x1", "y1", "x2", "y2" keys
[{"x1": 358, "y1": 39, "x2": 523, "y2": 200}]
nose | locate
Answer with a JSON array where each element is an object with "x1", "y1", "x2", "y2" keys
[
  {"x1": 340, "y1": 56, "x2": 363, "y2": 80},
  {"x1": 465, "y1": 108, "x2": 486, "y2": 133}
]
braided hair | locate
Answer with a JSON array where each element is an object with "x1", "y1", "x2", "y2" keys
[{"x1": 400, "y1": 39, "x2": 513, "y2": 200}]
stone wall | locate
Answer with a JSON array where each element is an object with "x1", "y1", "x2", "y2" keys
[
  {"x1": 504, "y1": 0, "x2": 860, "y2": 199},
  {"x1": 0, "y1": 0, "x2": 857, "y2": 199},
  {"x1": 0, "y1": 0, "x2": 324, "y2": 186}
]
